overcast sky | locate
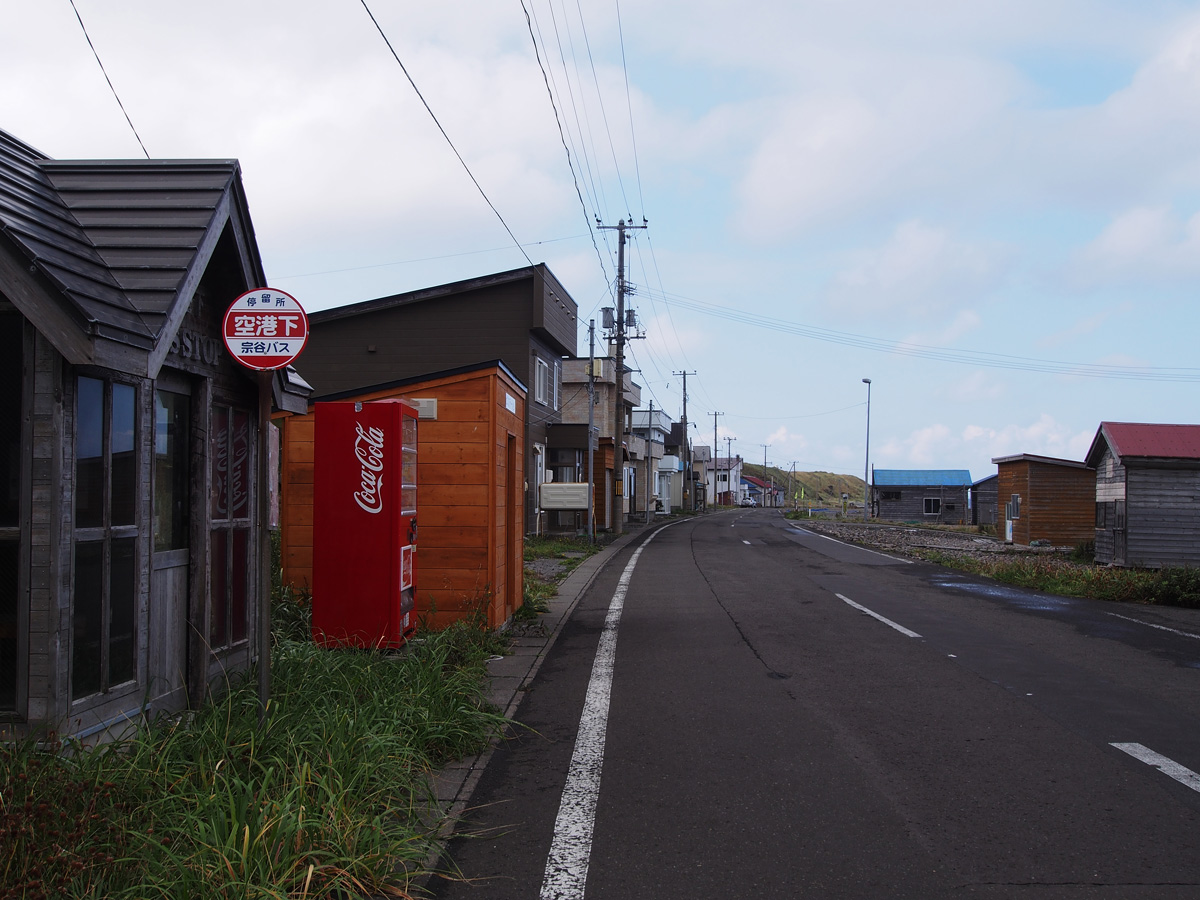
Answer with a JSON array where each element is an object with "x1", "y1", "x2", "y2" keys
[{"x1": 4, "y1": 1, "x2": 1200, "y2": 482}]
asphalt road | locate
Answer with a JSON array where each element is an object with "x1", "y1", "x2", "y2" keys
[{"x1": 428, "y1": 510, "x2": 1200, "y2": 898}]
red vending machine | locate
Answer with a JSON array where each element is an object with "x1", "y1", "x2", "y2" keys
[{"x1": 312, "y1": 400, "x2": 418, "y2": 648}]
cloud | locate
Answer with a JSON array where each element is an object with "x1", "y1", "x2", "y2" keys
[
  {"x1": 1069, "y1": 206, "x2": 1200, "y2": 286},
  {"x1": 963, "y1": 413, "x2": 1094, "y2": 462},
  {"x1": 825, "y1": 221, "x2": 1009, "y2": 321}
]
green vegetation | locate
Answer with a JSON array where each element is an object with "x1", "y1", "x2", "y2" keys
[
  {"x1": 2, "y1": 584, "x2": 507, "y2": 898},
  {"x1": 743, "y1": 465, "x2": 865, "y2": 508},
  {"x1": 916, "y1": 549, "x2": 1200, "y2": 608},
  {"x1": 519, "y1": 534, "x2": 601, "y2": 622}
]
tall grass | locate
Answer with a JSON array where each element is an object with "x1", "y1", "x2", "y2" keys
[
  {"x1": 2, "y1": 618, "x2": 507, "y2": 898},
  {"x1": 917, "y1": 549, "x2": 1200, "y2": 608}
]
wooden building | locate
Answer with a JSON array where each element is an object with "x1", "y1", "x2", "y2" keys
[
  {"x1": 0, "y1": 128, "x2": 307, "y2": 739},
  {"x1": 991, "y1": 454, "x2": 1095, "y2": 546},
  {"x1": 970, "y1": 474, "x2": 998, "y2": 526},
  {"x1": 290, "y1": 266, "x2": 576, "y2": 535},
  {"x1": 1085, "y1": 422, "x2": 1200, "y2": 568},
  {"x1": 279, "y1": 360, "x2": 526, "y2": 630},
  {"x1": 872, "y1": 469, "x2": 972, "y2": 524}
]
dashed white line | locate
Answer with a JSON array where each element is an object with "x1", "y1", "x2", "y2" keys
[
  {"x1": 1111, "y1": 742, "x2": 1200, "y2": 793},
  {"x1": 540, "y1": 522, "x2": 677, "y2": 900},
  {"x1": 743, "y1": 540, "x2": 751, "y2": 545},
  {"x1": 836, "y1": 593, "x2": 921, "y2": 638}
]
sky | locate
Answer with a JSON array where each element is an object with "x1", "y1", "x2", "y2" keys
[{"x1": 4, "y1": 0, "x2": 1200, "y2": 483}]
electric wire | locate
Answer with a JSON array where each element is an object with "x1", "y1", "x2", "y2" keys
[
  {"x1": 614, "y1": 0, "x2": 646, "y2": 217},
  {"x1": 358, "y1": 0, "x2": 533, "y2": 266},
  {"x1": 644, "y1": 287, "x2": 1200, "y2": 383},
  {"x1": 68, "y1": 0, "x2": 149, "y2": 158},
  {"x1": 520, "y1": 0, "x2": 611, "y2": 290}
]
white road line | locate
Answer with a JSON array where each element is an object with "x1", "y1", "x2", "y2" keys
[
  {"x1": 1107, "y1": 612, "x2": 1200, "y2": 641},
  {"x1": 836, "y1": 593, "x2": 922, "y2": 638},
  {"x1": 794, "y1": 527, "x2": 914, "y2": 564},
  {"x1": 743, "y1": 540, "x2": 751, "y2": 545},
  {"x1": 1111, "y1": 743, "x2": 1200, "y2": 793},
  {"x1": 540, "y1": 522, "x2": 676, "y2": 900}
]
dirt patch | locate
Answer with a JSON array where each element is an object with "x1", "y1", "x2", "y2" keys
[{"x1": 795, "y1": 520, "x2": 1064, "y2": 563}]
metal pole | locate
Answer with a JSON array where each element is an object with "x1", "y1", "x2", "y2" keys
[
  {"x1": 587, "y1": 320, "x2": 595, "y2": 542},
  {"x1": 646, "y1": 400, "x2": 653, "y2": 523},
  {"x1": 257, "y1": 370, "x2": 272, "y2": 725},
  {"x1": 862, "y1": 378, "x2": 872, "y2": 523}
]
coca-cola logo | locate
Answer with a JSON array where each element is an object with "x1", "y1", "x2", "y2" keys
[{"x1": 353, "y1": 422, "x2": 385, "y2": 514}]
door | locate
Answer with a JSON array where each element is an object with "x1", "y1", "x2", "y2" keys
[{"x1": 149, "y1": 382, "x2": 192, "y2": 713}]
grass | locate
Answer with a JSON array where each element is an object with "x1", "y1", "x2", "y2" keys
[
  {"x1": 915, "y1": 548, "x2": 1200, "y2": 608},
  {"x1": 517, "y1": 535, "x2": 601, "y2": 622},
  {"x1": 1, "y1": 592, "x2": 507, "y2": 899}
]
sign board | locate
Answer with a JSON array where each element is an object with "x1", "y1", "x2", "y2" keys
[
  {"x1": 540, "y1": 482, "x2": 591, "y2": 510},
  {"x1": 223, "y1": 288, "x2": 309, "y2": 371}
]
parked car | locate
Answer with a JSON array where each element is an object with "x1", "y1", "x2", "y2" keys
[{"x1": 738, "y1": 497, "x2": 757, "y2": 507}]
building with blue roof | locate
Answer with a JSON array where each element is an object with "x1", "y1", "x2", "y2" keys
[{"x1": 871, "y1": 469, "x2": 973, "y2": 524}]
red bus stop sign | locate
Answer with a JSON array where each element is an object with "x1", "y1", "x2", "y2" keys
[{"x1": 223, "y1": 288, "x2": 309, "y2": 370}]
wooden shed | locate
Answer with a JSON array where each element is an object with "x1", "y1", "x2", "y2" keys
[
  {"x1": 1085, "y1": 422, "x2": 1200, "y2": 568},
  {"x1": 280, "y1": 360, "x2": 526, "y2": 630},
  {"x1": 0, "y1": 128, "x2": 308, "y2": 740},
  {"x1": 991, "y1": 454, "x2": 1095, "y2": 546},
  {"x1": 970, "y1": 474, "x2": 998, "y2": 526},
  {"x1": 872, "y1": 470, "x2": 972, "y2": 524}
]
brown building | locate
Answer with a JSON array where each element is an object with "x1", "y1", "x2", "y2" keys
[
  {"x1": 291, "y1": 266, "x2": 577, "y2": 535},
  {"x1": 280, "y1": 360, "x2": 526, "y2": 629},
  {"x1": 0, "y1": 128, "x2": 307, "y2": 739},
  {"x1": 991, "y1": 454, "x2": 1095, "y2": 547}
]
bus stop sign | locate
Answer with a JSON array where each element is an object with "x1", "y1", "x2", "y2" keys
[{"x1": 223, "y1": 288, "x2": 309, "y2": 370}]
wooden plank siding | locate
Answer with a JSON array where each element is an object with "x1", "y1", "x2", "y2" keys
[
  {"x1": 1125, "y1": 465, "x2": 1200, "y2": 568},
  {"x1": 280, "y1": 362, "x2": 526, "y2": 630},
  {"x1": 875, "y1": 485, "x2": 969, "y2": 524},
  {"x1": 996, "y1": 457, "x2": 1095, "y2": 547}
]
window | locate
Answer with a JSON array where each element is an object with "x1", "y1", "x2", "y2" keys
[
  {"x1": 535, "y1": 358, "x2": 550, "y2": 406},
  {"x1": 553, "y1": 359, "x2": 562, "y2": 410},
  {"x1": 924, "y1": 498, "x2": 941, "y2": 515},
  {"x1": 0, "y1": 314, "x2": 22, "y2": 712},
  {"x1": 210, "y1": 405, "x2": 252, "y2": 649},
  {"x1": 1009, "y1": 494, "x2": 1021, "y2": 520},
  {"x1": 880, "y1": 490, "x2": 901, "y2": 501},
  {"x1": 154, "y1": 390, "x2": 190, "y2": 552},
  {"x1": 72, "y1": 376, "x2": 139, "y2": 699},
  {"x1": 1095, "y1": 502, "x2": 1107, "y2": 529}
]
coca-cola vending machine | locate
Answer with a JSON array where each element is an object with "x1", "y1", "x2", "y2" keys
[{"x1": 312, "y1": 400, "x2": 418, "y2": 648}]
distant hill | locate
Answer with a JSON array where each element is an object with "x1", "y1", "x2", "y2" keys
[{"x1": 741, "y1": 465, "x2": 866, "y2": 507}]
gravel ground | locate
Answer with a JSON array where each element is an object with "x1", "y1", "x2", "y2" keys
[{"x1": 793, "y1": 519, "x2": 1068, "y2": 562}]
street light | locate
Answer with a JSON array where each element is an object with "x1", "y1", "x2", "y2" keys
[{"x1": 862, "y1": 378, "x2": 871, "y2": 523}]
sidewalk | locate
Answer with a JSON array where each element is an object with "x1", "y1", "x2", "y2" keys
[{"x1": 423, "y1": 522, "x2": 648, "y2": 857}]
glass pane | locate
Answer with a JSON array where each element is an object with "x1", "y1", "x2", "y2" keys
[
  {"x1": 0, "y1": 315, "x2": 21, "y2": 529},
  {"x1": 231, "y1": 529, "x2": 248, "y2": 643},
  {"x1": 402, "y1": 414, "x2": 417, "y2": 449},
  {"x1": 210, "y1": 529, "x2": 227, "y2": 647},
  {"x1": 108, "y1": 537, "x2": 136, "y2": 686},
  {"x1": 0, "y1": 541, "x2": 17, "y2": 711},
  {"x1": 154, "y1": 391, "x2": 190, "y2": 552},
  {"x1": 211, "y1": 407, "x2": 228, "y2": 520},
  {"x1": 230, "y1": 410, "x2": 251, "y2": 520},
  {"x1": 402, "y1": 486, "x2": 417, "y2": 516},
  {"x1": 76, "y1": 377, "x2": 105, "y2": 529},
  {"x1": 72, "y1": 541, "x2": 103, "y2": 698},
  {"x1": 110, "y1": 384, "x2": 136, "y2": 526}
]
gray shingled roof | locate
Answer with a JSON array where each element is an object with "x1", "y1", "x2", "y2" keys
[{"x1": 0, "y1": 127, "x2": 245, "y2": 353}]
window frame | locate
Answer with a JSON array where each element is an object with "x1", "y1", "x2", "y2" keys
[
  {"x1": 209, "y1": 403, "x2": 254, "y2": 652},
  {"x1": 71, "y1": 374, "x2": 142, "y2": 702},
  {"x1": 923, "y1": 497, "x2": 941, "y2": 515}
]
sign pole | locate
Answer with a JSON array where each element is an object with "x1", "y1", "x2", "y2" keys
[{"x1": 221, "y1": 288, "x2": 310, "y2": 727}]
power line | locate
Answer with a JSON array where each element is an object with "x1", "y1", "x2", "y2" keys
[
  {"x1": 68, "y1": 0, "x2": 148, "y2": 158},
  {"x1": 644, "y1": 287, "x2": 1200, "y2": 383},
  {"x1": 358, "y1": 0, "x2": 532, "y2": 266}
]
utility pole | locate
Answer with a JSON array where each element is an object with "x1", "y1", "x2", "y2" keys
[
  {"x1": 711, "y1": 411, "x2": 723, "y2": 507},
  {"x1": 645, "y1": 400, "x2": 654, "y2": 524},
  {"x1": 598, "y1": 219, "x2": 646, "y2": 535},
  {"x1": 760, "y1": 443, "x2": 770, "y2": 506},
  {"x1": 587, "y1": 320, "x2": 596, "y2": 542},
  {"x1": 675, "y1": 371, "x2": 696, "y2": 511},
  {"x1": 725, "y1": 436, "x2": 736, "y2": 505}
]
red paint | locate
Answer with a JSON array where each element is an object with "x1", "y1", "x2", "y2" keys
[{"x1": 312, "y1": 400, "x2": 418, "y2": 648}]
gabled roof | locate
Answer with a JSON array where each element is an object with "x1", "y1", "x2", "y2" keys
[
  {"x1": 0, "y1": 127, "x2": 262, "y2": 376},
  {"x1": 991, "y1": 453, "x2": 1092, "y2": 470},
  {"x1": 1086, "y1": 422, "x2": 1200, "y2": 466},
  {"x1": 873, "y1": 469, "x2": 973, "y2": 487},
  {"x1": 742, "y1": 474, "x2": 769, "y2": 489}
]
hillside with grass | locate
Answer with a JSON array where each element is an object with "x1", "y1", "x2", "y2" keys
[{"x1": 741, "y1": 465, "x2": 866, "y2": 507}]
